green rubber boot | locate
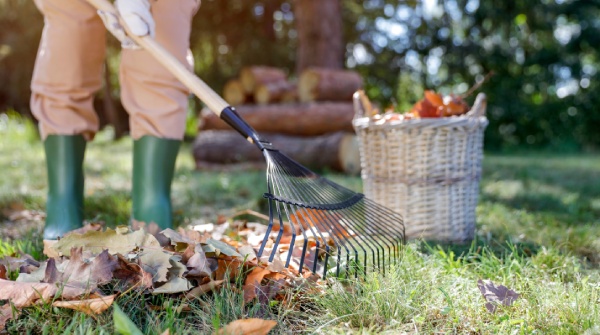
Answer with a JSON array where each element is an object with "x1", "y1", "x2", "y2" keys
[
  {"x1": 43, "y1": 135, "x2": 86, "y2": 240},
  {"x1": 132, "y1": 136, "x2": 181, "y2": 229}
]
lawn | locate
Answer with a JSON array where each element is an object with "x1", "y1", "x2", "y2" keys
[{"x1": 1, "y1": 113, "x2": 599, "y2": 334}]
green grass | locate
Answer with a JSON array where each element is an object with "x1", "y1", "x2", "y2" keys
[{"x1": 1, "y1": 113, "x2": 599, "y2": 334}]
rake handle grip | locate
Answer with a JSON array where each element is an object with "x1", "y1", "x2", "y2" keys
[{"x1": 87, "y1": 0, "x2": 229, "y2": 116}]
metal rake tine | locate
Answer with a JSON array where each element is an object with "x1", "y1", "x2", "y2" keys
[
  {"x1": 269, "y1": 159, "x2": 330, "y2": 275},
  {"x1": 272, "y1": 154, "x2": 370, "y2": 277},
  {"x1": 267, "y1": 150, "x2": 404, "y2": 277},
  {"x1": 278, "y1": 167, "x2": 383, "y2": 273},
  {"x1": 265, "y1": 153, "x2": 342, "y2": 276},
  {"x1": 342, "y1": 200, "x2": 403, "y2": 272}
]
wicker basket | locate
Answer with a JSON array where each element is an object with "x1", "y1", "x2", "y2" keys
[{"x1": 353, "y1": 93, "x2": 488, "y2": 242}]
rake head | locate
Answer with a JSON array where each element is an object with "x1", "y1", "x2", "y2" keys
[
  {"x1": 255, "y1": 146, "x2": 405, "y2": 279},
  {"x1": 219, "y1": 106, "x2": 404, "y2": 278}
]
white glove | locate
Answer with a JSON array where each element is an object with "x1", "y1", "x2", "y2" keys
[
  {"x1": 115, "y1": 0, "x2": 155, "y2": 38},
  {"x1": 98, "y1": 0, "x2": 155, "y2": 50}
]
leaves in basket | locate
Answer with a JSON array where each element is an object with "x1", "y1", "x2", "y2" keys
[{"x1": 410, "y1": 91, "x2": 470, "y2": 118}]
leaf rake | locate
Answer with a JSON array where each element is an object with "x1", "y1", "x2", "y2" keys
[{"x1": 88, "y1": 0, "x2": 405, "y2": 278}]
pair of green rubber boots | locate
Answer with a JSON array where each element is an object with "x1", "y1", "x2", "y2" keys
[{"x1": 43, "y1": 135, "x2": 180, "y2": 240}]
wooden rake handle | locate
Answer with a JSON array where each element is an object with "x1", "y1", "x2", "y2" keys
[{"x1": 86, "y1": 0, "x2": 229, "y2": 116}]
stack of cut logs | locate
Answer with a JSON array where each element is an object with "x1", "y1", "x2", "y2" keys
[{"x1": 193, "y1": 66, "x2": 364, "y2": 174}]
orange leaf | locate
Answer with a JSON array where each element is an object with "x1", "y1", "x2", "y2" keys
[
  {"x1": 444, "y1": 95, "x2": 470, "y2": 116},
  {"x1": 214, "y1": 259, "x2": 243, "y2": 281},
  {"x1": 52, "y1": 294, "x2": 116, "y2": 316},
  {"x1": 0, "y1": 264, "x2": 6, "y2": 280},
  {"x1": 289, "y1": 208, "x2": 350, "y2": 239},
  {"x1": 217, "y1": 318, "x2": 277, "y2": 335},
  {"x1": 243, "y1": 267, "x2": 272, "y2": 303},
  {"x1": 424, "y1": 90, "x2": 444, "y2": 108},
  {"x1": 245, "y1": 267, "x2": 271, "y2": 286},
  {"x1": 417, "y1": 97, "x2": 440, "y2": 118}
]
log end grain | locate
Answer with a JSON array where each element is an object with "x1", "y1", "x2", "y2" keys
[
  {"x1": 223, "y1": 79, "x2": 247, "y2": 106},
  {"x1": 240, "y1": 66, "x2": 287, "y2": 94}
]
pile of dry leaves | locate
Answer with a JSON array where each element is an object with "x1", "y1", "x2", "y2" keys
[{"x1": 0, "y1": 215, "x2": 325, "y2": 333}]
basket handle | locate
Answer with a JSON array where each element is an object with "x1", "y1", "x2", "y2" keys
[
  {"x1": 465, "y1": 93, "x2": 487, "y2": 118},
  {"x1": 353, "y1": 90, "x2": 376, "y2": 119}
]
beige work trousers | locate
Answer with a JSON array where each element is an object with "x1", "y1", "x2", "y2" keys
[{"x1": 31, "y1": 0, "x2": 200, "y2": 141}]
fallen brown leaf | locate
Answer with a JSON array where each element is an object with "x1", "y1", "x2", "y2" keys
[
  {"x1": 0, "y1": 278, "x2": 90, "y2": 308},
  {"x1": 43, "y1": 240, "x2": 60, "y2": 258},
  {"x1": 185, "y1": 280, "x2": 224, "y2": 299},
  {"x1": 243, "y1": 267, "x2": 272, "y2": 303},
  {"x1": 265, "y1": 258, "x2": 285, "y2": 273},
  {"x1": 0, "y1": 264, "x2": 6, "y2": 280},
  {"x1": 477, "y1": 279, "x2": 520, "y2": 313},
  {"x1": 133, "y1": 221, "x2": 172, "y2": 247},
  {"x1": 238, "y1": 246, "x2": 257, "y2": 262},
  {"x1": 64, "y1": 223, "x2": 104, "y2": 237},
  {"x1": 44, "y1": 248, "x2": 118, "y2": 290},
  {"x1": 180, "y1": 244, "x2": 196, "y2": 264},
  {"x1": 214, "y1": 259, "x2": 243, "y2": 281},
  {"x1": 217, "y1": 318, "x2": 277, "y2": 335},
  {"x1": 0, "y1": 255, "x2": 40, "y2": 274},
  {"x1": 161, "y1": 229, "x2": 195, "y2": 252},
  {"x1": 48, "y1": 227, "x2": 160, "y2": 257},
  {"x1": 112, "y1": 254, "x2": 153, "y2": 291},
  {"x1": 15, "y1": 262, "x2": 48, "y2": 283},
  {"x1": 139, "y1": 248, "x2": 174, "y2": 283},
  {"x1": 52, "y1": 294, "x2": 116, "y2": 316},
  {"x1": 177, "y1": 227, "x2": 210, "y2": 243},
  {"x1": 186, "y1": 244, "x2": 212, "y2": 278},
  {"x1": 152, "y1": 257, "x2": 192, "y2": 294},
  {"x1": 0, "y1": 304, "x2": 16, "y2": 332}
]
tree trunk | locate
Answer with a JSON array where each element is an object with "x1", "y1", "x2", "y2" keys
[
  {"x1": 193, "y1": 130, "x2": 361, "y2": 174},
  {"x1": 298, "y1": 68, "x2": 363, "y2": 102},
  {"x1": 198, "y1": 102, "x2": 355, "y2": 136},
  {"x1": 295, "y1": 0, "x2": 344, "y2": 74}
]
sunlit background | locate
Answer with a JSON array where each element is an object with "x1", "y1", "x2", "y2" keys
[{"x1": 0, "y1": 0, "x2": 598, "y2": 151}]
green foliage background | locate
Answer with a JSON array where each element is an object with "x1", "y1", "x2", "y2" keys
[{"x1": 0, "y1": 0, "x2": 598, "y2": 151}]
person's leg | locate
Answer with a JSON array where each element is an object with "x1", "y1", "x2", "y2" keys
[
  {"x1": 31, "y1": 0, "x2": 106, "y2": 239},
  {"x1": 121, "y1": 0, "x2": 200, "y2": 229}
]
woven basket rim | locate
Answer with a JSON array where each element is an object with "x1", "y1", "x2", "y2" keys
[
  {"x1": 353, "y1": 115, "x2": 488, "y2": 130},
  {"x1": 353, "y1": 92, "x2": 488, "y2": 130}
]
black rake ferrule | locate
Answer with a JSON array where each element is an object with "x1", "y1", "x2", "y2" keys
[
  {"x1": 263, "y1": 192, "x2": 365, "y2": 211},
  {"x1": 219, "y1": 106, "x2": 273, "y2": 151}
]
